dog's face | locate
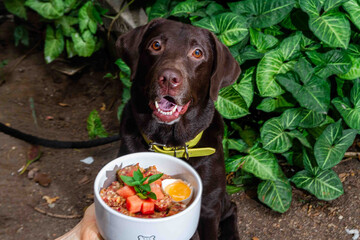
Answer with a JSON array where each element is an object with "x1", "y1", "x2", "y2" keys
[{"x1": 116, "y1": 18, "x2": 240, "y2": 125}]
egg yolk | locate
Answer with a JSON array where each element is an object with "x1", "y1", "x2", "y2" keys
[{"x1": 164, "y1": 181, "x2": 191, "y2": 201}]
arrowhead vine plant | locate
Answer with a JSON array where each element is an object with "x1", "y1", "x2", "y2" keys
[
  {"x1": 144, "y1": 0, "x2": 360, "y2": 213},
  {"x1": 5, "y1": 0, "x2": 360, "y2": 213},
  {"x1": 4, "y1": 0, "x2": 108, "y2": 63}
]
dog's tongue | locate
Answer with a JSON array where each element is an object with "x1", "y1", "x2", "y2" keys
[
  {"x1": 158, "y1": 98, "x2": 175, "y2": 111},
  {"x1": 158, "y1": 97, "x2": 183, "y2": 112}
]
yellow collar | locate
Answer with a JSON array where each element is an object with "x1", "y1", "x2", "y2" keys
[{"x1": 142, "y1": 131, "x2": 216, "y2": 159}]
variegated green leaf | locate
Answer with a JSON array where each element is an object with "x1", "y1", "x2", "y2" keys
[
  {"x1": 298, "y1": 108, "x2": 326, "y2": 128},
  {"x1": 256, "y1": 50, "x2": 296, "y2": 97},
  {"x1": 277, "y1": 59, "x2": 331, "y2": 114},
  {"x1": 44, "y1": 25, "x2": 64, "y2": 63},
  {"x1": 227, "y1": 138, "x2": 248, "y2": 153},
  {"x1": 306, "y1": 49, "x2": 352, "y2": 79},
  {"x1": 332, "y1": 99, "x2": 360, "y2": 131},
  {"x1": 261, "y1": 117, "x2": 292, "y2": 153},
  {"x1": 242, "y1": 144, "x2": 282, "y2": 180},
  {"x1": 233, "y1": 67, "x2": 254, "y2": 108},
  {"x1": 170, "y1": 0, "x2": 210, "y2": 17},
  {"x1": 228, "y1": 0, "x2": 296, "y2": 28},
  {"x1": 323, "y1": 0, "x2": 349, "y2": 12},
  {"x1": 281, "y1": 108, "x2": 302, "y2": 129},
  {"x1": 288, "y1": 130, "x2": 311, "y2": 148},
  {"x1": 225, "y1": 155, "x2": 244, "y2": 173},
  {"x1": 249, "y1": 28, "x2": 279, "y2": 53},
  {"x1": 79, "y1": 1, "x2": 97, "y2": 34},
  {"x1": 71, "y1": 30, "x2": 96, "y2": 57},
  {"x1": 4, "y1": 0, "x2": 27, "y2": 19},
  {"x1": 148, "y1": 0, "x2": 171, "y2": 20},
  {"x1": 257, "y1": 178, "x2": 292, "y2": 213},
  {"x1": 299, "y1": 0, "x2": 322, "y2": 16},
  {"x1": 261, "y1": 109, "x2": 302, "y2": 152},
  {"x1": 278, "y1": 32, "x2": 302, "y2": 60},
  {"x1": 314, "y1": 120, "x2": 357, "y2": 169},
  {"x1": 215, "y1": 85, "x2": 250, "y2": 119},
  {"x1": 343, "y1": 0, "x2": 360, "y2": 31},
  {"x1": 256, "y1": 96, "x2": 294, "y2": 113},
  {"x1": 290, "y1": 169, "x2": 344, "y2": 200},
  {"x1": 308, "y1": 11, "x2": 350, "y2": 49},
  {"x1": 25, "y1": 0, "x2": 64, "y2": 19},
  {"x1": 55, "y1": 16, "x2": 78, "y2": 37},
  {"x1": 193, "y1": 13, "x2": 248, "y2": 47},
  {"x1": 351, "y1": 78, "x2": 360, "y2": 108},
  {"x1": 338, "y1": 45, "x2": 360, "y2": 80}
]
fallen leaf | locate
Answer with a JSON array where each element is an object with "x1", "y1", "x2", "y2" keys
[
  {"x1": 19, "y1": 145, "x2": 42, "y2": 175},
  {"x1": 34, "y1": 173, "x2": 51, "y2": 187},
  {"x1": 339, "y1": 173, "x2": 349, "y2": 182},
  {"x1": 43, "y1": 195, "x2": 59, "y2": 204},
  {"x1": 100, "y1": 103, "x2": 106, "y2": 111},
  {"x1": 5, "y1": 123, "x2": 11, "y2": 127},
  {"x1": 58, "y1": 103, "x2": 70, "y2": 107},
  {"x1": 27, "y1": 168, "x2": 39, "y2": 179},
  {"x1": 45, "y1": 116, "x2": 54, "y2": 120},
  {"x1": 252, "y1": 237, "x2": 260, "y2": 240},
  {"x1": 78, "y1": 175, "x2": 90, "y2": 185}
]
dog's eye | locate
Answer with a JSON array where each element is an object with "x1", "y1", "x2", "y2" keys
[
  {"x1": 151, "y1": 41, "x2": 161, "y2": 51},
  {"x1": 192, "y1": 49, "x2": 203, "y2": 58}
]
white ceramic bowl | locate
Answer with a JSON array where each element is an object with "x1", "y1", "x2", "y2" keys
[{"x1": 94, "y1": 152, "x2": 203, "y2": 240}]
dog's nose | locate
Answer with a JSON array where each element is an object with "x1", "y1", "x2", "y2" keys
[{"x1": 158, "y1": 69, "x2": 182, "y2": 88}]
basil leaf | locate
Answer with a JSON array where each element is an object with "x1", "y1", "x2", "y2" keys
[{"x1": 147, "y1": 173, "x2": 163, "y2": 184}]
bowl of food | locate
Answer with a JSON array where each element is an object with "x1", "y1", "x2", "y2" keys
[{"x1": 94, "y1": 152, "x2": 203, "y2": 240}]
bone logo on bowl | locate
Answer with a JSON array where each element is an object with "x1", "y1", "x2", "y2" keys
[{"x1": 138, "y1": 235, "x2": 155, "y2": 240}]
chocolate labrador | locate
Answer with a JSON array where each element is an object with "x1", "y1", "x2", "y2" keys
[
  {"x1": 116, "y1": 18, "x2": 241, "y2": 240},
  {"x1": 0, "y1": 17, "x2": 241, "y2": 240}
]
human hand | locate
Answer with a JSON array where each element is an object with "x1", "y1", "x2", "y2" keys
[{"x1": 56, "y1": 203, "x2": 102, "y2": 240}]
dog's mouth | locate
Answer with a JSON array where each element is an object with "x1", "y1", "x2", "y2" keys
[{"x1": 149, "y1": 96, "x2": 190, "y2": 124}]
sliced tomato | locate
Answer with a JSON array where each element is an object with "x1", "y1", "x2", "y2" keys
[
  {"x1": 126, "y1": 195, "x2": 143, "y2": 213},
  {"x1": 150, "y1": 182, "x2": 164, "y2": 200},
  {"x1": 116, "y1": 185, "x2": 136, "y2": 198},
  {"x1": 141, "y1": 199, "x2": 155, "y2": 215}
]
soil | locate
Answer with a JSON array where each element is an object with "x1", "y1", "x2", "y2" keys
[{"x1": 0, "y1": 20, "x2": 359, "y2": 240}]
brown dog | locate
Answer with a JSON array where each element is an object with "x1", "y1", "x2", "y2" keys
[{"x1": 116, "y1": 18, "x2": 241, "y2": 240}]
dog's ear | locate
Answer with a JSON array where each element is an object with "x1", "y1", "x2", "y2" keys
[
  {"x1": 115, "y1": 18, "x2": 166, "y2": 80},
  {"x1": 209, "y1": 33, "x2": 241, "y2": 101}
]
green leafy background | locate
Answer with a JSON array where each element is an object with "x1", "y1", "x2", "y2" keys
[
  {"x1": 144, "y1": 0, "x2": 359, "y2": 213},
  {"x1": 5, "y1": 0, "x2": 360, "y2": 213},
  {"x1": 5, "y1": 0, "x2": 107, "y2": 63}
]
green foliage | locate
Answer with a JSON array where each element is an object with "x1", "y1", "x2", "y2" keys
[
  {"x1": 87, "y1": 109, "x2": 108, "y2": 139},
  {"x1": 4, "y1": 0, "x2": 107, "y2": 63},
  {"x1": 147, "y1": 0, "x2": 359, "y2": 213}
]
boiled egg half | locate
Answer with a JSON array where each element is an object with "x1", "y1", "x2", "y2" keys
[{"x1": 161, "y1": 179, "x2": 193, "y2": 205}]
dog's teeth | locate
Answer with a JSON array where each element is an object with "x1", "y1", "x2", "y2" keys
[{"x1": 156, "y1": 103, "x2": 178, "y2": 116}]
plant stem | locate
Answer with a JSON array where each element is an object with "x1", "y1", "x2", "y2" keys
[{"x1": 107, "y1": 0, "x2": 135, "y2": 40}]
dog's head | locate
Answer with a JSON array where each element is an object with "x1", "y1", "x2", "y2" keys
[{"x1": 116, "y1": 18, "x2": 240, "y2": 125}]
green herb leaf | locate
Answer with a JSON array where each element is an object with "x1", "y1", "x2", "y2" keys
[
  {"x1": 147, "y1": 173, "x2": 163, "y2": 184},
  {"x1": 147, "y1": 192, "x2": 157, "y2": 200},
  {"x1": 133, "y1": 169, "x2": 144, "y2": 181}
]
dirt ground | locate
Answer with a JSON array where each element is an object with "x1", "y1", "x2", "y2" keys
[{"x1": 0, "y1": 20, "x2": 359, "y2": 240}]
